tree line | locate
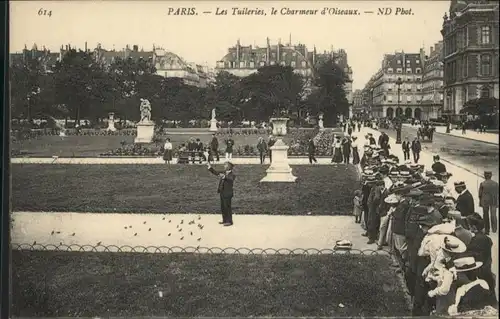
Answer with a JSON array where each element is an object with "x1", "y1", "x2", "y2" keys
[{"x1": 10, "y1": 49, "x2": 350, "y2": 127}]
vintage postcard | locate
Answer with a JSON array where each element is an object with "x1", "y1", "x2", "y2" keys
[{"x1": 9, "y1": 0, "x2": 499, "y2": 317}]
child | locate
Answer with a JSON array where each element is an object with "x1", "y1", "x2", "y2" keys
[{"x1": 353, "y1": 190, "x2": 362, "y2": 223}]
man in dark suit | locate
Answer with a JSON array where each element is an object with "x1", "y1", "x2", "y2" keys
[
  {"x1": 268, "y1": 135, "x2": 276, "y2": 163},
  {"x1": 478, "y1": 171, "x2": 499, "y2": 235},
  {"x1": 207, "y1": 162, "x2": 236, "y2": 226},
  {"x1": 402, "y1": 136, "x2": 411, "y2": 161},
  {"x1": 431, "y1": 155, "x2": 447, "y2": 175},
  {"x1": 196, "y1": 138, "x2": 205, "y2": 163},
  {"x1": 455, "y1": 181, "x2": 475, "y2": 218},
  {"x1": 210, "y1": 134, "x2": 219, "y2": 162},
  {"x1": 411, "y1": 137, "x2": 421, "y2": 163},
  {"x1": 307, "y1": 138, "x2": 317, "y2": 164},
  {"x1": 368, "y1": 133, "x2": 376, "y2": 145}
]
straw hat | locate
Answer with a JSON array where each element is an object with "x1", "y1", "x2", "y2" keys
[
  {"x1": 384, "y1": 194, "x2": 401, "y2": 204},
  {"x1": 449, "y1": 257, "x2": 483, "y2": 272},
  {"x1": 442, "y1": 235, "x2": 467, "y2": 253},
  {"x1": 431, "y1": 180, "x2": 445, "y2": 187}
]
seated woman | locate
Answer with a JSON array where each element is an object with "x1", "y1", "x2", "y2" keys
[{"x1": 447, "y1": 257, "x2": 498, "y2": 316}]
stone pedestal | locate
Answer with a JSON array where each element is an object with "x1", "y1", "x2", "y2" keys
[
  {"x1": 209, "y1": 119, "x2": 218, "y2": 132},
  {"x1": 260, "y1": 118, "x2": 297, "y2": 183},
  {"x1": 135, "y1": 121, "x2": 155, "y2": 143},
  {"x1": 107, "y1": 112, "x2": 116, "y2": 131}
]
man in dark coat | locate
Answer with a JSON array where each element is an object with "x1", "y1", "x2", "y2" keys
[
  {"x1": 307, "y1": 138, "x2": 317, "y2": 164},
  {"x1": 455, "y1": 181, "x2": 475, "y2": 218},
  {"x1": 431, "y1": 155, "x2": 447, "y2": 174},
  {"x1": 268, "y1": 135, "x2": 276, "y2": 163},
  {"x1": 187, "y1": 137, "x2": 198, "y2": 164},
  {"x1": 478, "y1": 171, "x2": 499, "y2": 235},
  {"x1": 411, "y1": 137, "x2": 421, "y2": 163},
  {"x1": 342, "y1": 137, "x2": 351, "y2": 164},
  {"x1": 368, "y1": 133, "x2": 376, "y2": 145},
  {"x1": 196, "y1": 138, "x2": 205, "y2": 163},
  {"x1": 210, "y1": 134, "x2": 219, "y2": 162},
  {"x1": 402, "y1": 136, "x2": 411, "y2": 161},
  {"x1": 207, "y1": 162, "x2": 236, "y2": 226},
  {"x1": 257, "y1": 137, "x2": 268, "y2": 164}
]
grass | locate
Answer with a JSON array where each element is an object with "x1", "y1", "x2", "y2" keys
[
  {"x1": 11, "y1": 250, "x2": 409, "y2": 317},
  {"x1": 12, "y1": 164, "x2": 360, "y2": 215}
]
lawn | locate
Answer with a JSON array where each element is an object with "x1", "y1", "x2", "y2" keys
[
  {"x1": 11, "y1": 164, "x2": 360, "y2": 215},
  {"x1": 11, "y1": 250, "x2": 409, "y2": 317}
]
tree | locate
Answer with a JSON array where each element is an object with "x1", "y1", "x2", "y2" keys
[
  {"x1": 311, "y1": 56, "x2": 349, "y2": 126},
  {"x1": 9, "y1": 54, "x2": 46, "y2": 122},
  {"x1": 53, "y1": 49, "x2": 105, "y2": 125}
]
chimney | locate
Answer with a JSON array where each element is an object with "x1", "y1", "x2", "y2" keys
[
  {"x1": 85, "y1": 41, "x2": 87, "y2": 52},
  {"x1": 236, "y1": 39, "x2": 240, "y2": 62},
  {"x1": 266, "y1": 37, "x2": 270, "y2": 63},
  {"x1": 133, "y1": 45, "x2": 138, "y2": 52}
]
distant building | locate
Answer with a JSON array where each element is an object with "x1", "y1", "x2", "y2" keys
[
  {"x1": 10, "y1": 43, "x2": 213, "y2": 88},
  {"x1": 363, "y1": 50, "x2": 427, "y2": 119},
  {"x1": 441, "y1": 0, "x2": 499, "y2": 117},
  {"x1": 421, "y1": 41, "x2": 445, "y2": 119},
  {"x1": 352, "y1": 89, "x2": 364, "y2": 114},
  {"x1": 215, "y1": 37, "x2": 354, "y2": 110}
]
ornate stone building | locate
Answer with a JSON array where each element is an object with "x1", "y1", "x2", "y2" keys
[
  {"x1": 352, "y1": 89, "x2": 364, "y2": 114},
  {"x1": 11, "y1": 43, "x2": 212, "y2": 88},
  {"x1": 421, "y1": 41, "x2": 445, "y2": 119},
  {"x1": 364, "y1": 50, "x2": 427, "y2": 119},
  {"x1": 215, "y1": 38, "x2": 354, "y2": 108},
  {"x1": 441, "y1": 0, "x2": 499, "y2": 117}
]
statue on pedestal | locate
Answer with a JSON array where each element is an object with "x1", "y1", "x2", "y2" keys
[
  {"x1": 211, "y1": 108, "x2": 216, "y2": 120},
  {"x1": 139, "y1": 98, "x2": 152, "y2": 122}
]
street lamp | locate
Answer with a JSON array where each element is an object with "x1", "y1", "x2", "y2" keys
[{"x1": 395, "y1": 77, "x2": 403, "y2": 144}]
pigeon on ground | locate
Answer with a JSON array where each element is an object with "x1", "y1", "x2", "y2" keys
[
  {"x1": 71, "y1": 233, "x2": 75, "y2": 236},
  {"x1": 51, "y1": 231, "x2": 55, "y2": 235},
  {"x1": 143, "y1": 221, "x2": 147, "y2": 224},
  {"x1": 180, "y1": 236, "x2": 184, "y2": 240},
  {"x1": 162, "y1": 217, "x2": 165, "y2": 220},
  {"x1": 149, "y1": 228, "x2": 151, "y2": 231},
  {"x1": 125, "y1": 226, "x2": 128, "y2": 229},
  {"x1": 97, "y1": 241, "x2": 101, "y2": 246},
  {"x1": 134, "y1": 233, "x2": 137, "y2": 236},
  {"x1": 197, "y1": 238, "x2": 201, "y2": 241},
  {"x1": 59, "y1": 242, "x2": 62, "y2": 245},
  {"x1": 190, "y1": 232, "x2": 193, "y2": 236},
  {"x1": 129, "y1": 225, "x2": 132, "y2": 228},
  {"x1": 169, "y1": 220, "x2": 171, "y2": 223},
  {"x1": 168, "y1": 233, "x2": 171, "y2": 236},
  {"x1": 176, "y1": 225, "x2": 179, "y2": 228},
  {"x1": 33, "y1": 241, "x2": 36, "y2": 245},
  {"x1": 180, "y1": 220, "x2": 184, "y2": 225},
  {"x1": 198, "y1": 216, "x2": 201, "y2": 220},
  {"x1": 56, "y1": 231, "x2": 61, "y2": 234},
  {"x1": 178, "y1": 228, "x2": 182, "y2": 232}
]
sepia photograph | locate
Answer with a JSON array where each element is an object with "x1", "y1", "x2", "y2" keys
[{"x1": 8, "y1": 0, "x2": 499, "y2": 317}]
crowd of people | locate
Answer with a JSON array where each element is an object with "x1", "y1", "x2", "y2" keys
[{"x1": 354, "y1": 135, "x2": 499, "y2": 316}]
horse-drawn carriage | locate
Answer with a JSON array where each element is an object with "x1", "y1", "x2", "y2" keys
[{"x1": 417, "y1": 126, "x2": 435, "y2": 142}]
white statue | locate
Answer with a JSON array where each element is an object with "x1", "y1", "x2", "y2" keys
[
  {"x1": 211, "y1": 108, "x2": 216, "y2": 120},
  {"x1": 139, "y1": 98, "x2": 152, "y2": 122}
]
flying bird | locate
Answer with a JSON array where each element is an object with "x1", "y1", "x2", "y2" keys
[
  {"x1": 148, "y1": 228, "x2": 151, "y2": 231},
  {"x1": 71, "y1": 233, "x2": 75, "y2": 236},
  {"x1": 180, "y1": 236, "x2": 184, "y2": 240}
]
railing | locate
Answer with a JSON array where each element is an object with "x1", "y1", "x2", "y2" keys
[{"x1": 12, "y1": 243, "x2": 390, "y2": 255}]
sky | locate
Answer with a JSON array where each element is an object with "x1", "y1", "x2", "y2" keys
[{"x1": 10, "y1": 1, "x2": 450, "y2": 90}]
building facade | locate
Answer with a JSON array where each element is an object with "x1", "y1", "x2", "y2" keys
[
  {"x1": 352, "y1": 89, "x2": 364, "y2": 114},
  {"x1": 441, "y1": 0, "x2": 499, "y2": 116},
  {"x1": 11, "y1": 43, "x2": 212, "y2": 88},
  {"x1": 215, "y1": 38, "x2": 354, "y2": 108},
  {"x1": 421, "y1": 41, "x2": 445, "y2": 119},
  {"x1": 363, "y1": 50, "x2": 428, "y2": 119}
]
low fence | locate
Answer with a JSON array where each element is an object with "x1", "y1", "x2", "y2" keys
[{"x1": 11, "y1": 243, "x2": 390, "y2": 256}]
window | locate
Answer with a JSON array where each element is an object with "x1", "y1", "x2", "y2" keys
[
  {"x1": 292, "y1": 52, "x2": 296, "y2": 57},
  {"x1": 396, "y1": 68, "x2": 402, "y2": 73},
  {"x1": 481, "y1": 54, "x2": 491, "y2": 76},
  {"x1": 481, "y1": 86, "x2": 491, "y2": 98},
  {"x1": 291, "y1": 61, "x2": 296, "y2": 67},
  {"x1": 397, "y1": 60, "x2": 401, "y2": 64},
  {"x1": 387, "y1": 68, "x2": 393, "y2": 73},
  {"x1": 440, "y1": 93, "x2": 444, "y2": 101},
  {"x1": 282, "y1": 52, "x2": 286, "y2": 58},
  {"x1": 406, "y1": 96, "x2": 412, "y2": 103},
  {"x1": 301, "y1": 61, "x2": 306, "y2": 67},
  {"x1": 406, "y1": 68, "x2": 412, "y2": 73},
  {"x1": 249, "y1": 61, "x2": 255, "y2": 68},
  {"x1": 383, "y1": 95, "x2": 387, "y2": 101},
  {"x1": 270, "y1": 61, "x2": 276, "y2": 65},
  {"x1": 481, "y1": 26, "x2": 491, "y2": 44},
  {"x1": 406, "y1": 85, "x2": 412, "y2": 92},
  {"x1": 416, "y1": 68, "x2": 422, "y2": 74},
  {"x1": 387, "y1": 95, "x2": 393, "y2": 102},
  {"x1": 464, "y1": 27, "x2": 468, "y2": 46},
  {"x1": 239, "y1": 61, "x2": 245, "y2": 68},
  {"x1": 416, "y1": 60, "x2": 420, "y2": 64},
  {"x1": 272, "y1": 53, "x2": 276, "y2": 58},
  {"x1": 406, "y1": 60, "x2": 411, "y2": 64},
  {"x1": 416, "y1": 85, "x2": 422, "y2": 91},
  {"x1": 259, "y1": 61, "x2": 265, "y2": 67},
  {"x1": 416, "y1": 77, "x2": 421, "y2": 82},
  {"x1": 462, "y1": 56, "x2": 468, "y2": 77},
  {"x1": 280, "y1": 61, "x2": 286, "y2": 66}
]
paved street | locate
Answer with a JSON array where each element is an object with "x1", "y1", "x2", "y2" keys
[
  {"x1": 378, "y1": 125, "x2": 499, "y2": 178},
  {"x1": 403, "y1": 124, "x2": 499, "y2": 145}
]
